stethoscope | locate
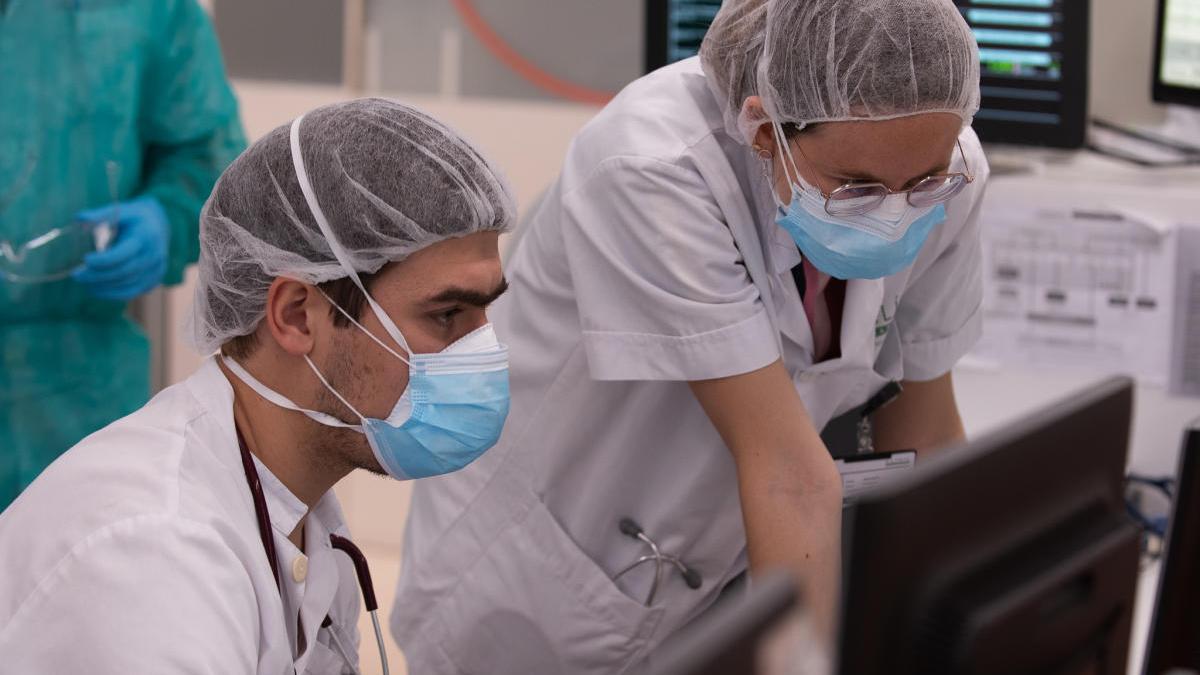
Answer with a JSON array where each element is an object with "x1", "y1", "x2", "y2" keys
[
  {"x1": 613, "y1": 518, "x2": 704, "y2": 607},
  {"x1": 237, "y1": 431, "x2": 391, "y2": 675}
]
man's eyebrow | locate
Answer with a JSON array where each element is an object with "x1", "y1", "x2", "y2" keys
[{"x1": 425, "y1": 277, "x2": 509, "y2": 306}]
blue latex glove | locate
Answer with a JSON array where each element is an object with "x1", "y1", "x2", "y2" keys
[{"x1": 72, "y1": 196, "x2": 169, "y2": 301}]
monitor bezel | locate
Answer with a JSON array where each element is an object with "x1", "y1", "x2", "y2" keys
[
  {"x1": 645, "y1": 0, "x2": 671, "y2": 74},
  {"x1": 1152, "y1": 0, "x2": 1200, "y2": 107},
  {"x1": 1141, "y1": 422, "x2": 1200, "y2": 674}
]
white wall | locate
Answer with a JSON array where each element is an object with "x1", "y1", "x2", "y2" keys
[
  {"x1": 1090, "y1": 0, "x2": 1168, "y2": 125},
  {"x1": 207, "y1": 0, "x2": 1170, "y2": 126}
]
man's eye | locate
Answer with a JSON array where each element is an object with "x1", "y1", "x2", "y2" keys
[{"x1": 434, "y1": 307, "x2": 463, "y2": 325}]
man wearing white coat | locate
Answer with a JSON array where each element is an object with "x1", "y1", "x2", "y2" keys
[
  {"x1": 0, "y1": 99, "x2": 515, "y2": 673},
  {"x1": 393, "y1": 0, "x2": 991, "y2": 672}
]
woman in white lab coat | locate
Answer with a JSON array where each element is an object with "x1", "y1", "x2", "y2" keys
[{"x1": 394, "y1": 0, "x2": 990, "y2": 672}]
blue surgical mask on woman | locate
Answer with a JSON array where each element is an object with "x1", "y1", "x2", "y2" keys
[
  {"x1": 223, "y1": 302, "x2": 510, "y2": 481},
  {"x1": 769, "y1": 123, "x2": 946, "y2": 280}
]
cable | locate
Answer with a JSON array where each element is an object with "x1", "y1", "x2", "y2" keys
[
  {"x1": 448, "y1": 0, "x2": 616, "y2": 106},
  {"x1": 1084, "y1": 142, "x2": 1200, "y2": 168},
  {"x1": 1091, "y1": 117, "x2": 1200, "y2": 156}
]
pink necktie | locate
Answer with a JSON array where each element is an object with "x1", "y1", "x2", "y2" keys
[{"x1": 801, "y1": 260, "x2": 833, "y2": 362}]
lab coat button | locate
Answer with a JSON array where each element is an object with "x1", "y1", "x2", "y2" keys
[{"x1": 292, "y1": 554, "x2": 308, "y2": 583}]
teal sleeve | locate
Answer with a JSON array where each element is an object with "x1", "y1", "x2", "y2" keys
[{"x1": 140, "y1": 0, "x2": 247, "y2": 286}]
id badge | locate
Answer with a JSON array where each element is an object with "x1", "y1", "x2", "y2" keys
[{"x1": 835, "y1": 450, "x2": 917, "y2": 508}]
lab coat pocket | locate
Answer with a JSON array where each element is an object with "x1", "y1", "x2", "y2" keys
[{"x1": 428, "y1": 498, "x2": 666, "y2": 675}]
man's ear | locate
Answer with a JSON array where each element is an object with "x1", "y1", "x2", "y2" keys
[{"x1": 264, "y1": 278, "x2": 322, "y2": 357}]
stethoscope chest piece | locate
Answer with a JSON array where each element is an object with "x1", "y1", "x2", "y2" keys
[{"x1": 613, "y1": 517, "x2": 702, "y2": 607}]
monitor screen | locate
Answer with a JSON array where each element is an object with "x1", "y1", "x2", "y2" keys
[
  {"x1": 644, "y1": 0, "x2": 723, "y2": 73},
  {"x1": 644, "y1": 0, "x2": 1090, "y2": 148},
  {"x1": 953, "y1": 0, "x2": 1089, "y2": 148},
  {"x1": 1154, "y1": 0, "x2": 1200, "y2": 106}
]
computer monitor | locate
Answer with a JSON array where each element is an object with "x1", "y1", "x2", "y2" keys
[
  {"x1": 651, "y1": 573, "x2": 799, "y2": 675},
  {"x1": 1142, "y1": 423, "x2": 1200, "y2": 675},
  {"x1": 653, "y1": 377, "x2": 1141, "y2": 675},
  {"x1": 1153, "y1": 0, "x2": 1200, "y2": 107},
  {"x1": 838, "y1": 376, "x2": 1141, "y2": 674},
  {"x1": 644, "y1": 0, "x2": 723, "y2": 73},
  {"x1": 953, "y1": 0, "x2": 1090, "y2": 148},
  {"x1": 645, "y1": 1, "x2": 1091, "y2": 148}
]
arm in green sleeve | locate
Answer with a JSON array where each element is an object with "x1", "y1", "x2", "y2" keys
[{"x1": 140, "y1": 0, "x2": 247, "y2": 286}]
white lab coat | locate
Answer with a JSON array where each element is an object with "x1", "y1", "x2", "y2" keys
[
  {"x1": 0, "y1": 357, "x2": 361, "y2": 674},
  {"x1": 393, "y1": 57, "x2": 990, "y2": 674}
]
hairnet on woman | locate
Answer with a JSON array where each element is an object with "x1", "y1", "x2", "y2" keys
[{"x1": 393, "y1": 2, "x2": 991, "y2": 672}]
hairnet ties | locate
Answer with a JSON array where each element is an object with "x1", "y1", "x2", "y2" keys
[{"x1": 289, "y1": 115, "x2": 414, "y2": 356}]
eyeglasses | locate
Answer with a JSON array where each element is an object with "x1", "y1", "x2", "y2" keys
[{"x1": 790, "y1": 139, "x2": 975, "y2": 217}]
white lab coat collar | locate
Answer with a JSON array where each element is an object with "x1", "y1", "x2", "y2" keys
[
  {"x1": 186, "y1": 356, "x2": 351, "y2": 671},
  {"x1": 185, "y1": 356, "x2": 241, "y2": 461},
  {"x1": 739, "y1": 142, "x2": 804, "y2": 275},
  {"x1": 253, "y1": 454, "x2": 308, "y2": 539},
  {"x1": 737, "y1": 147, "x2": 885, "y2": 367},
  {"x1": 186, "y1": 356, "x2": 348, "y2": 539}
]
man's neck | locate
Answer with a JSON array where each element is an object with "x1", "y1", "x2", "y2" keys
[{"x1": 218, "y1": 358, "x2": 351, "y2": 534}]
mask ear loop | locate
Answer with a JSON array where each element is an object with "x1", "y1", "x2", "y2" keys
[
  {"x1": 316, "y1": 287, "x2": 413, "y2": 367},
  {"x1": 289, "y1": 115, "x2": 415, "y2": 359},
  {"x1": 222, "y1": 354, "x2": 364, "y2": 431},
  {"x1": 302, "y1": 355, "x2": 369, "y2": 425},
  {"x1": 773, "y1": 121, "x2": 806, "y2": 201}
]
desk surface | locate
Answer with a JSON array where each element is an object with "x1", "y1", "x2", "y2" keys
[{"x1": 954, "y1": 365, "x2": 1198, "y2": 477}]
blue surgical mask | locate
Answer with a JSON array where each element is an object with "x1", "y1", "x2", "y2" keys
[
  {"x1": 770, "y1": 124, "x2": 946, "y2": 280},
  {"x1": 222, "y1": 317, "x2": 510, "y2": 481},
  {"x1": 237, "y1": 114, "x2": 509, "y2": 481}
]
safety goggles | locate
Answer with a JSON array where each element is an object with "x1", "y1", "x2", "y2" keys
[
  {"x1": 792, "y1": 139, "x2": 975, "y2": 217},
  {"x1": 0, "y1": 156, "x2": 120, "y2": 283},
  {"x1": 0, "y1": 217, "x2": 115, "y2": 284}
]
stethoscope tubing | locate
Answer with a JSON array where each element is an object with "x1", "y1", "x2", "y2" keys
[{"x1": 237, "y1": 429, "x2": 390, "y2": 674}]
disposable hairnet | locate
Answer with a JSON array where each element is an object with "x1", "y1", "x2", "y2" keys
[
  {"x1": 188, "y1": 98, "x2": 515, "y2": 352},
  {"x1": 699, "y1": 0, "x2": 980, "y2": 143}
]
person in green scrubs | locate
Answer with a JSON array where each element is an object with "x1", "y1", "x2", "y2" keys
[{"x1": 0, "y1": 0, "x2": 246, "y2": 508}]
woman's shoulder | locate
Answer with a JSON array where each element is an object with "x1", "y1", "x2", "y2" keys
[{"x1": 566, "y1": 58, "x2": 734, "y2": 172}]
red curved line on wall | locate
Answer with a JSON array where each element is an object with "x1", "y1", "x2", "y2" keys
[{"x1": 449, "y1": 0, "x2": 616, "y2": 106}]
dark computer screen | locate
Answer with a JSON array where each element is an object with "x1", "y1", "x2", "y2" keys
[
  {"x1": 839, "y1": 376, "x2": 1141, "y2": 675},
  {"x1": 1142, "y1": 424, "x2": 1200, "y2": 674},
  {"x1": 646, "y1": 0, "x2": 1091, "y2": 148},
  {"x1": 653, "y1": 377, "x2": 1142, "y2": 675},
  {"x1": 651, "y1": 573, "x2": 799, "y2": 675},
  {"x1": 1153, "y1": 0, "x2": 1200, "y2": 107}
]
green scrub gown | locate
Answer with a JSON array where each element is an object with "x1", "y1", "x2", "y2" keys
[{"x1": 0, "y1": 0, "x2": 246, "y2": 508}]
